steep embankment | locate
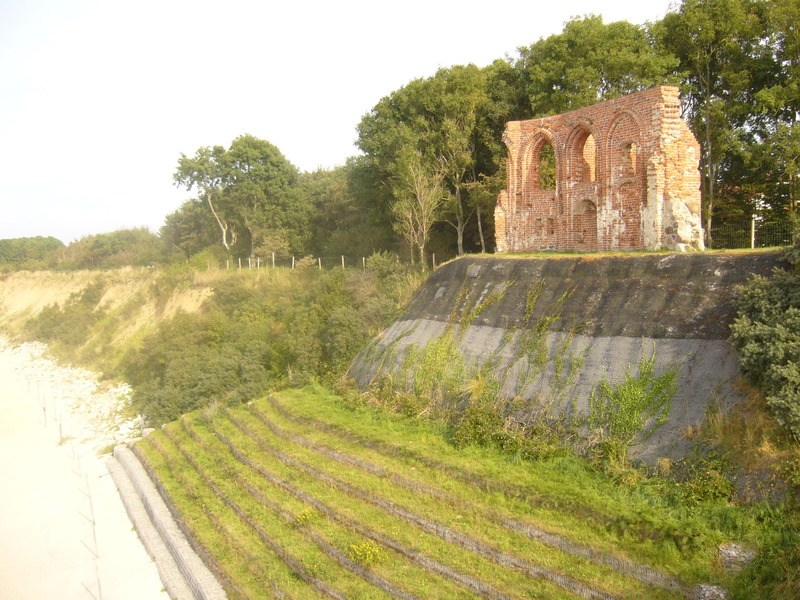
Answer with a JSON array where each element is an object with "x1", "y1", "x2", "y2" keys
[
  {"x1": 0, "y1": 268, "x2": 211, "y2": 329},
  {"x1": 351, "y1": 252, "x2": 786, "y2": 463},
  {"x1": 0, "y1": 267, "x2": 212, "y2": 356}
]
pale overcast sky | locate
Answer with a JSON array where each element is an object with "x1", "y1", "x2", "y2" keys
[{"x1": 0, "y1": 0, "x2": 675, "y2": 243}]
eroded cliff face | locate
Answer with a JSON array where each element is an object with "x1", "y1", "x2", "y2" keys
[{"x1": 350, "y1": 252, "x2": 786, "y2": 463}]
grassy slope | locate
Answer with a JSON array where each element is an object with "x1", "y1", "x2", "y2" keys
[{"x1": 135, "y1": 387, "x2": 765, "y2": 600}]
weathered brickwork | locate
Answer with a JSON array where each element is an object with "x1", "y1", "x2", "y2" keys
[{"x1": 495, "y1": 86, "x2": 704, "y2": 252}]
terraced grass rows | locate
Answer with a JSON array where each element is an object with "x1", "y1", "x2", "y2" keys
[
  {"x1": 225, "y1": 407, "x2": 639, "y2": 600},
  {"x1": 176, "y1": 419, "x2": 421, "y2": 600},
  {"x1": 134, "y1": 390, "x2": 721, "y2": 598},
  {"x1": 206, "y1": 420, "x2": 516, "y2": 599},
  {"x1": 250, "y1": 396, "x2": 691, "y2": 597},
  {"x1": 143, "y1": 416, "x2": 481, "y2": 598},
  {"x1": 266, "y1": 390, "x2": 723, "y2": 580},
  {"x1": 137, "y1": 430, "x2": 335, "y2": 599}
]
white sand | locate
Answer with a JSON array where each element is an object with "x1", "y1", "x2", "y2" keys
[{"x1": 0, "y1": 342, "x2": 168, "y2": 600}]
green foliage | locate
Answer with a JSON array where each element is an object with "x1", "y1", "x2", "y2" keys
[
  {"x1": 451, "y1": 398, "x2": 506, "y2": 449},
  {"x1": 116, "y1": 256, "x2": 419, "y2": 425},
  {"x1": 174, "y1": 135, "x2": 310, "y2": 258},
  {"x1": 672, "y1": 450, "x2": 735, "y2": 504},
  {"x1": 730, "y1": 240, "x2": 800, "y2": 439},
  {"x1": 25, "y1": 280, "x2": 108, "y2": 346},
  {"x1": 0, "y1": 236, "x2": 64, "y2": 271},
  {"x1": 588, "y1": 353, "x2": 678, "y2": 446},
  {"x1": 729, "y1": 511, "x2": 800, "y2": 599},
  {"x1": 160, "y1": 199, "x2": 220, "y2": 259},
  {"x1": 302, "y1": 161, "x2": 397, "y2": 258},
  {"x1": 357, "y1": 63, "x2": 519, "y2": 257},
  {"x1": 516, "y1": 15, "x2": 678, "y2": 116},
  {"x1": 402, "y1": 335, "x2": 465, "y2": 411},
  {"x1": 52, "y1": 228, "x2": 182, "y2": 270}
]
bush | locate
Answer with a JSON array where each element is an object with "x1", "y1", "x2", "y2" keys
[
  {"x1": 587, "y1": 353, "x2": 678, "y2": 446},
  {"x1": 451, "y1": 400, "x2": 505, "y2": 449},
  {"x1": 730, "y1": 233, "x2": 800, "y2": 440},
  {"x1": 114, "y1": 263, "x2": 422, "y2": 425},
  {"x1": 25, "y1": 280, "x2": 107, "y2": 346}
]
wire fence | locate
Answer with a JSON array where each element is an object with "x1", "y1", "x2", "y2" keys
[
  {"x1": 709, "y1": 218, "x2": 794, "y2": 250},
  {"x1": 203, "y1": 252, "x2": 459, "y2": 272}
]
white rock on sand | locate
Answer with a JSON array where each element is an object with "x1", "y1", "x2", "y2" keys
[{"x1": 0, "y1": 338, "x2": 168, "y2": 600}]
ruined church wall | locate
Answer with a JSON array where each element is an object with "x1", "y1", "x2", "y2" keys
[{"x1": 495, "y1": 87, "x2": 703, "y2": 253}]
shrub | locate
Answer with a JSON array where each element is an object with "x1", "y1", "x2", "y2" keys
[
  {"x1": 730, "y1": 233, "x2": 800, "y2": 440},
  {"x1": 451, "y1": 399, "x2": 505, "y2": 449},
  {"x1": 25, "y1": 280, "x2": 107, "y2": 346}
]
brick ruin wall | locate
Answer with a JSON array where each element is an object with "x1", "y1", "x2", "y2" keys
[{"x1": 494, "y1": 86, "x2": 704, "y2": 253}]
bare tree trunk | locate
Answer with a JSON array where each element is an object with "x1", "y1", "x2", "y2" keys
[
  {"x1": 476, "y1": 204, "x2": 486, "y2": 253},
  {"x1": 454, "y1": 188, "x2": 465, "y2": 255},
  {"x1": 206, "y1": 191, "x2": 232, "y2": 251}
]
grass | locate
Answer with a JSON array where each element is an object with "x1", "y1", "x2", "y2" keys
[
  {"x1": 497, "y1": 247, "x2": 786, "y2": 260},
  {"x1": 133, "y1": 385, "x2": 794, "y2": 599}
]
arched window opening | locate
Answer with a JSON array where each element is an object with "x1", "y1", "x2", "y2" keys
[
  {"x1": 582, "y1": 134, "x2": 597, "y2": 182},
  {"x1": 538, "y1": 142, "x2": 556, "y2": 190}
]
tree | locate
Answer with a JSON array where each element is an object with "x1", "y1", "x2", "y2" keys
[
  {"x1": 52, "y1": 228, "x2": 181, "y2": 269},
  {"x1": 357, "y1": 65, "x2": 507, "y2": 257},
  {"x1": 749, "y1": 0, "x2": 800, "y2": 215},
  {"x1": 0, "y1": 236, "x2": 64, "y2": 270},
  {"x1": 174, "y1": 136, "x2": 307, "y2": 258},
  {"x1": 390, "y1": 148, "x2": 447, "y2": 266},
  {"x1": 656, "y1": 0, "x2": 766, "y2": 243},
  {"x1": 160, "y1": 199, "x2": 219, "y2": 258},
  {"x1": 174, "y1": 145, "x2": 232, "y2": 251},
  {"x1": 302, "y1": 160, "x2": 397, "y2": 258},
  {"x1": 516, "y1": 15, "x2": 678, "y2": 116},
  {"x1": 427, "y1": 65, "x2": 488, "y2": 256},
  {"x1": 224, "y1": 134, "x2": 303, "y2": 257}
]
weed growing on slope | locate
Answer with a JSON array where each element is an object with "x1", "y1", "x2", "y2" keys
[
  {"x1": 348, "y1": 541, "x2": 386, "y2": 568},
  {"x1": 587, "y1": 351, "x2": 678, "y2": 456}
]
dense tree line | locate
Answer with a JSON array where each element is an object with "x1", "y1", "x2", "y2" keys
[
  {"x1": 0, "y1": 229, "x2": 181, "y2": 272},
  {"x1": 5, "y1": 0, "x2": 796, "y2": 270},
  {"x1": 0, "y1": 236, "x2": 64, "y2": 271}
]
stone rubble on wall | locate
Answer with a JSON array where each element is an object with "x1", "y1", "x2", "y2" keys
[{"x1": 0, "y1": 337, "x2": 146, "y2": 450}]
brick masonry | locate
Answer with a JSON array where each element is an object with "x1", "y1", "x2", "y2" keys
[{"x1": 495, "y1": 86, "x2": 704, "y2": 253}]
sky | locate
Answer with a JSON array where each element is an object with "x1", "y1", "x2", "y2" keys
[{"x1": 0, "y1": 0, "x2": 676, "y2": 244}]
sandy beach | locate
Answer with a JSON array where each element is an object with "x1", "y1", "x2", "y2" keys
[{"x1": 0, "y1": 340, "x2": 168, "y2": 600}]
